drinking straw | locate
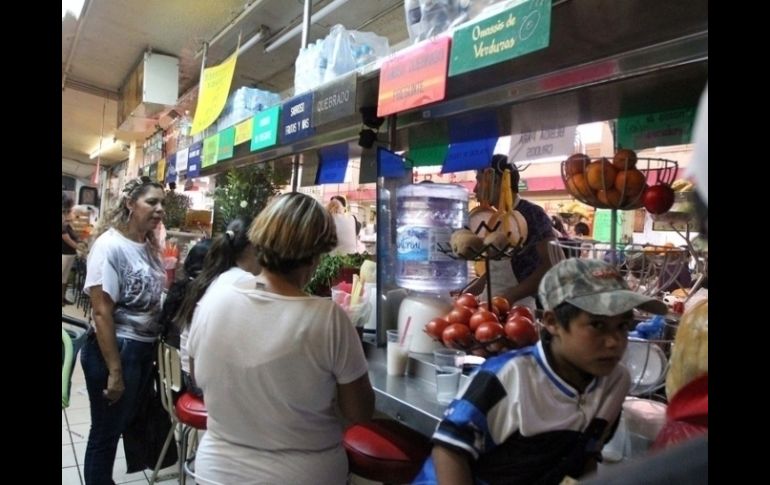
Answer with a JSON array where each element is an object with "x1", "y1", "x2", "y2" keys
[{"x1": 400, "y1": 316, "x2": 411, "y2": 346}]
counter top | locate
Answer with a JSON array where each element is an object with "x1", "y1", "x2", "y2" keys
[{"x1": 365, "y1": 344, "x2": 469, "y2": 437}]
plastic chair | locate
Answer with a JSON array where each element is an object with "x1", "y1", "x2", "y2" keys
[
  {"x1": 343, "y1": 418, "x2": 432, "y2": 484},
  {"x1": 62, "y1": 315, "x2": 89, "y2": 409},
  {"x1": 148, "y1": 341, "x2": 183, "y2": 484}
]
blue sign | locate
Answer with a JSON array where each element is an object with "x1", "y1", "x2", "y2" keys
[
  {"x1": 280, "y1": 92, "x2": 314, "y2": 144},
  {"x1": 316, "y1": 143, "x2": 349, "y2": 184},
  {"x1": 165, "y1": 153, "x2": 177, "y2": 184},
  {"x1": 442, "y1": 111, "x2": 499, "y2": 173},
  {"x1": 377, "y1": 147, "x2": 408, "y2": 178},
  {"x1": 187, "y1": 141, "x2": 202, "y2": 177}
]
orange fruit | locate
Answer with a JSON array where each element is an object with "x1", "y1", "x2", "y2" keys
[
  {"x1": 586, "y1": 159, "x2": 618, "y2": 191},
  {"x1": 566, "y1": 173, "x2": 594, "y2": 201},
  {"x1": 565, "y1": 153, "x2": 590, "y2": 176},
  {"x1": 615, "y1": 169, "x2": 646, "y2": 198},
  {"x1": 597, "y1": 189, "x2": 622, "y2": 208},
  {"x1": 613, "y1": 148, "x2": 638, "y2": 169}
]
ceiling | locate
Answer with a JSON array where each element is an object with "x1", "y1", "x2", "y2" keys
[{"x1": 62, "y1": 0, "x2": 409, "y2": 170}]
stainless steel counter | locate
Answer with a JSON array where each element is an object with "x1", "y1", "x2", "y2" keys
[{"x1": 364, "y1": 344, "x2": 469, "y2": 437}]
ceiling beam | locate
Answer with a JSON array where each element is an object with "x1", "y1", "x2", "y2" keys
[
  {"x1": 63, "y1": 77, "x2": 120, "y2": 100},
  {"x1": 61, "y1": 0, "x2": 94, "y2": 90}
]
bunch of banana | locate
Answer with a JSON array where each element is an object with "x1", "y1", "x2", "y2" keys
[
  {"x1": 671, "y1": 179, "x2": 694, "y2": 192},
  {"x1": 561, "y1": 201, "x2": 592, "y2": 219}
]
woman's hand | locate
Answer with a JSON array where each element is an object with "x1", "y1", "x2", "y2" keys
[
  {"x1": 461, "y1": 276, "x2": 486, "y2": 296},
  {"x1": 103, "y1": 370, "x2": 125, "y2": 404}
]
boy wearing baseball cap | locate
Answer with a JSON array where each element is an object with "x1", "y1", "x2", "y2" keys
[{"x1": 414, "y1": 258, "x2": 667, "y2": 485}]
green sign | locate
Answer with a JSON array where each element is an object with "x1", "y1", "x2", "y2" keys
[
  {"x1": 518, "y1": 180, "x2": 528, "y2": 192},
  {"x1": 250, "y1": 105, "x2": 280, "y2": 151},
  {"x1": 449, "y1": 0, "x2": 551, "y2": 77},
  {"x1": 593, "y1": 209, "x2": 633, "y2": 247},
  {"x1": 408, "y1": 122, "x2": 449, "y2": 167},
  {"x1": 202, "y1": 134, "x2": 219, "y2": 168},
  {"x1": 217, "y1": 126, "x2": 235, "y2": 161},
  {"x1": 617, "y1": 108, "x2": 696, "y2": 150}
]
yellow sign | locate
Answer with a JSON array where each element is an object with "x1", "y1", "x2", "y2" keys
[
  {"x1": 234, "y1": 118, "x2": 253, "y2": 145},
  {"x1": 191, "y1": 48, "x2": 239, "y2": 136},
  {"x1": 156, "y1": 158, "x2": 166, "y2": 182}
]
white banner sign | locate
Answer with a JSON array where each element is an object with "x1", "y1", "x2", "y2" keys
[
  {"x1": 508, "y1": 125, "x2": 577, "y2": 163},
  {"x1": 176, "y1": 147, "x2": 189, "y2": 172}
]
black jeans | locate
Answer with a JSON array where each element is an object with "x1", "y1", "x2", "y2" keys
[{"x1": 80, "y1": 335, "x2": 155, "y2": 485}]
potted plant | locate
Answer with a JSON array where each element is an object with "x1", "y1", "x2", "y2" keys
[
  {"x1": 163, "y1": 189, "x2": 192, "y2": 230},
  {"x1": 210, "y1": 164, "x2": 286, "y2": 233},
  {"x1": 305, "y1": 253, "x2": 370, "y2": 296}
]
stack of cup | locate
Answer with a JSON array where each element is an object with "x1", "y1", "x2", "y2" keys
[
  {"x1": 433, "y1": 348, "x2": 465, "y2": 405},
  {"x1": 386, "y1": 329, "x2": 410, "y2": 376}
]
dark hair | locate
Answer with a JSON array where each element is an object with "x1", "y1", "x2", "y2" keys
[
  {"x1": 552, "y1": 215, "x2": 566, "y2": 234},
  {"x1": 540, "y1": 301, "x2": 582, "y2": 343},
  {"x1": 175, "y1": 216, "x2": 254, "y2": 328},
  {"x1": 331, "y1": 195, "x2": 347, "y2": 208},
  {"x1": 62, "y1": 193, "x2": 74, "y2": 212},
  {"x1": 490, "y1": 154, "x2": 521, "y2": 193},
  {"x1": 184, "y1": 239, "x2": 213, "y2": 279},
  {"x1": 574, "y1": 222, "x2": 590, "y2": 236}
]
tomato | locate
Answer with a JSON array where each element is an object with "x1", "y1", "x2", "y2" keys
[
  {"x1": 442, "y1": 323, "x2": 473, "y2": 349},
  {"x1": 425, "y1": 318, "x2": 451, "y2": 340},
  {"x1": 491, "y1": 296, "x2": 511, "y2": 316},
  {"x1": 475, "y1": 321, "x2": 505, "y2": 343},
  {"x1": 507, "y1": 305, "x2": 535, "y2": 322},
  {"x1": 478, "y1": 302, "x2": 501, "y2": 318},
  {"x1": 504, "y1": 316, "x2": 539, "y2": 347},
  {"x1": 469, "y1": 309, "x2": 498, "y2": 331},
  {"x1": 447, "y1": 306, "x2": 474, "y2": 326},
  {"x1": 642, "y1": 184, "x2": 675, "y2": 214},
  {"x1": 455, "y1": 293, "x2": 479, "y2": 309}
]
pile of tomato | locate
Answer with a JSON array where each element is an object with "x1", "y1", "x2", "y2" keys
[{"x1": 424, "y1": 293, "x2": 540, "y2": 357}]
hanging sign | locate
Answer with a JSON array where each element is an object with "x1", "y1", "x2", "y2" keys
[
  {"x1": 378, "y1": 36, "x2": 451, "y2": 117},
  {"x1": 148, "y1": 162, "x2": 158, "y2": 181},
  {"x1": 280, "y1": 92, "x2": 314, "y2": 144},
  {"x1": 250, "y1": 106, "x2": 281, "y2": 151},
  {"x1": 508, "y1": 125, "x2": 577, "y2": 163},
  {"x1": 443, "y1": 111, "x2": 499, "y2": 173},
  {"x1": 449, "y1": 0, "x2": 551, "y2": 76},
  {"x1": 617, "y1": 108, "x2": 696, "y2": 151},
  {"x1": 377, "y1": 147, "x2": 408, "y2": 179},
  {"x1": 316, "y1": 143, "x2": 350, "y2": 184},
  {"x1": 202, "y1": 134, "x2": 219, "y2": 168},
  {"x1": 234, "y1": 118, "x2": 253, "y2": 145},
  {"x1": 313, "y1": 72, "x2": 357, "y2": 126},
  {"x1": 156, "y1": 158, "x2": 166, "y2": 183},
  {"x1": 187, "y1": 142, "x2": 202, "y2": 177},
  {"x1": 166, "y1": 154, "x2": 177, "y2": 184},
  {"x1": 176, "y1": 147, "x2": 189, "y2": 172},
  {"x1": 408, "y1": 122, "x2": 450, "y2": 167},
  {"x1": 190, "y1": 42, "x2": 240, "y2": 136},
  {"x1": 217, "y1": 126, "x2": 236, "y2": 161}
]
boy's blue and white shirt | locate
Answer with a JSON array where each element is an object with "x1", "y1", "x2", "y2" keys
[{"x1": 414, "y1": 340, "x2": 630, "y2": 485}]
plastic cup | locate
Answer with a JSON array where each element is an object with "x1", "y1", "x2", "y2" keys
[
  {"x1": 386, "y1": 329, "x2": 409, "y2": 376},
  {"x1": 433, "y1": 348, "x2": 465, "y2": 404}
]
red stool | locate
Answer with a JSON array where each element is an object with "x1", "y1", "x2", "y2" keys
[
  {"x1": 343, "y1": 419, "x2": 432, "y2": 484},
  {"x1": 175, "y1": 392, "x2": 208, "y2": 485}
]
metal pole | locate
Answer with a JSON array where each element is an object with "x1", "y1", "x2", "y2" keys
[
  {"x1": 300, "y1": 0, "x2": 312, "y2": 49},
  {"x1": 291, "y1": 154, "x2": 300, "y2": 192},
  {"x1": 610, "y1": 208, "x2": 617, "y2": 265}
]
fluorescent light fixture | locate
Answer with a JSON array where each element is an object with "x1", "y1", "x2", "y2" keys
[
  {"x1": 62, "y1": 0, "x2": 86, "y2": 19},
  {"x1": 89, "y1": 137, "x2": 118, "y2": 159},
  {"x1": 264, "y1": 0, "x2": 351, "y2": 53}
]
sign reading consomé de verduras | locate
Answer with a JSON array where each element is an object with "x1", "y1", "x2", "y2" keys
[{"x1": 449, "y1": 0, "x2": 551, "y2": 77}]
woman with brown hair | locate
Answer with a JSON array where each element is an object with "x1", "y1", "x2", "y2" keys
[{"x1": 189, "y1": 192, "x2": 374, "y2": 484}]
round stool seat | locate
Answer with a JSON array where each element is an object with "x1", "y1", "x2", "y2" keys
[
  {"x1": 175, "y1": 392, "x2": 207, "y2": 430},
  {"x1": 343, "y1": 419, "x2": 431, "y2": 483}
]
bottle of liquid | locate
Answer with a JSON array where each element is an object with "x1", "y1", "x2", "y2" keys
[
  {"x1": 395, "y1": 183, "x2": 468, "y2": 292},
  {"x1": 404, "y1": 0, "x2": 424, "y2": 42}
]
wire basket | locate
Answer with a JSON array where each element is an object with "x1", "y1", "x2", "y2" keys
[
  {"x1": 561, "y1": 155, "x2": 679, "y2": 210},
  {"x1": 548, "y1": 240, "x2": 689, "y2": 297},
  {"x1": 624, "y1": 334, "x2": 674, "y2": 397}
]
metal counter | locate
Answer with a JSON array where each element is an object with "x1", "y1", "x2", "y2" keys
[{"x1": 364, "y1": 344, "x2": 470, "y2": 437}]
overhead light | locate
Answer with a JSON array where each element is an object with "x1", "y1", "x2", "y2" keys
[
  {"x1": 89, "y1": 136, "x2": 118, "y2": 159},
  {"x1": 264, "y1": 0, "x2": 351, "y2": 53}
]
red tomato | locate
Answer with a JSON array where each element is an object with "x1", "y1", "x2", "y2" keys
[
  {"x1": 478, "y1": 302, "x2": 501, "y2": 318},
  {"x1": 469, "y1": 309, "x2": 499, "y2": 331},
  {"x1": 442, "y1": 323, "x2": 472, "y2": 349},
  {"x1": 447, "y1": 306, "x2": 474, "y2": 326},
  {"x1": 491, "y1": 296, "x2": 511, "y2": 315},
  {"x1": 504, "y1": 316, "x2": 539, "y2": 347},
  {"x1": 507, "y1": 305, "x2": 535, "y2": 322},
  {"x1": 455, "y1": 293, "x2": 479, "y2": 309},
  {"x1": 475, "y1": 321, "x2": 505, "y2": 343},
  {"x1": 642, "y1": 184, "x2": 675, "y2": 214},
  {"x1": 425, "y1": 318, "x2": 451, "y2": 340}
]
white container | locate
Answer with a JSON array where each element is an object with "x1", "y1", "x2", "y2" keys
[
  {"x1": 396, "y1": 183, "x2": 468, "y2": 292},
  {"x1": 386, "y1": 329, "x2": 409, "y2": 376},
  {"x1": 397, "y1": 292, "x2": 453, "y2": 353}
]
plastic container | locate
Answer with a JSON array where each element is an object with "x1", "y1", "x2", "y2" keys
[
  {"x1": 395, "y1": 183, "x2": 468, "y2": 292},
  {"x1": 397, "y1": 292, "x2": 452, "y2": 353}
]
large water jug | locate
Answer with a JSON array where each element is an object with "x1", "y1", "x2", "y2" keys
[{"x1": 395, "y1": 183, "x2": 468, "y2": 292}]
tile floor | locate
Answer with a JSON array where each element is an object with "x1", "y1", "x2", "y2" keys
[{"x1": 62, "y1": 302, "x2": 381, "y2": 485}]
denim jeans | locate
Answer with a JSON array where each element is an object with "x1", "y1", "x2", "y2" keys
[{"x1": 80, "y1": 334, "x2": 155, "y2": 485}]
